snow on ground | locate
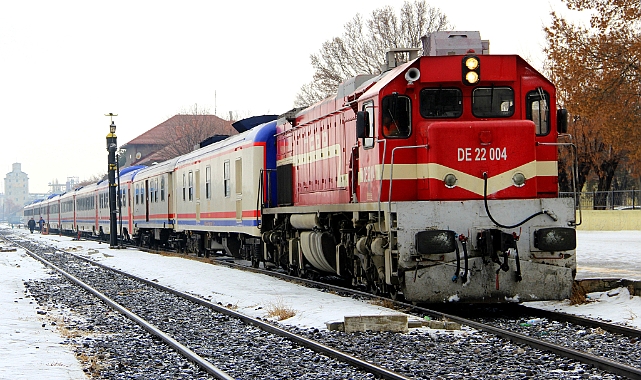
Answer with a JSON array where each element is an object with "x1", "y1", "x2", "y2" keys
[
  {"x1": 0, "y1": 233, "x2": 86, "y2": 379},
  {"x1": 574, "y1": 230, "x2": 641, "y2": 281},
  {"x1": 1, "y1": 225, "x2": 640, "y2": 379}
]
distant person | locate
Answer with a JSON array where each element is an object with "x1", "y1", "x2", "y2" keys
[
  {"x1": 38, "y1": 216, "x2": 45, "y2": 233},
  {"x1": 27, "y1": 217, "x2": 36, "y2": 233}
]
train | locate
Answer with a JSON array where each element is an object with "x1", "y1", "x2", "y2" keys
[{"x1": 25, "y1": 31, "x2": 577, "y2": 303}]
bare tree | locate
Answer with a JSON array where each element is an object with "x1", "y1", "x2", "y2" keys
[
  {"x1": 154, "y1": 103, "x2": 235, "y2": 161},
  {"x1": 294, "y1": 1, "x2": 451, "y2": 107},
  {"x1": 74, "y1": 173, "x2": 107, "y2": 189}
]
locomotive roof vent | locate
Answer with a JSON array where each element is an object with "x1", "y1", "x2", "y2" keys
[
  {"x1": 421, "y1": 31, "x2": 489, "y2": 57},
  {"x1": 381, "y1": 48, "x2": 421, "y2": 71}
]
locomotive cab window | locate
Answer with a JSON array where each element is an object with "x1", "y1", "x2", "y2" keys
[
  {"x1": 526, "y1": 90, "x2": 550, "y2": 135},
  {"x1": 420, "y1": 88, "x2": 462, "y2": 118},
  {"x1": 472, "y1": 87, "x2": 514, "y2": 118},
  {"x1": 362, "y1": 102, "x2": 375, "y2": 148},
  {"x1": 381, "y1": 94, "x2": 411, "y2": 138}
]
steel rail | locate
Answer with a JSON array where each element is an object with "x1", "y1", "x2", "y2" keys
[
  {"x1": 66, "y1": 250, "x2": 412, "y2": 380},
  {"x1": 10, "y1": 240, "x2": 234, "y2": 380},
  {"x1": 518, "y1": 304, "x2": 641, "y2": 339},
  {"x1": 214, "y1": 259, "x2": 641, "y2": 380}
]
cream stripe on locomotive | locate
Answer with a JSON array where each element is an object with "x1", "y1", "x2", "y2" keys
[
  {"x1": 277, "y1": 143, "x2": 343, "y2": 167},
  {"x1": 278, "y1": 143, "x2": 349, "y2": 188},
  {"x1": 358, "y1": 161, "x2": 558, "y2": 196},
  {"x1": 277, "y1": 141, "x2": 558, "y2": 196}
]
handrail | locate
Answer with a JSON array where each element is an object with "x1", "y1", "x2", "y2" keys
[
  {"x1": 384, "y1": 144, "x2": 429, "y2": 236},
  {"x1": 538, "y1": 139, "x2": 581, "y2": 226}
]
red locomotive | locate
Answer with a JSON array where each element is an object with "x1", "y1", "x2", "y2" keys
[{"x1": 263, "y1": 31, "x2": 576, "y2": 302}]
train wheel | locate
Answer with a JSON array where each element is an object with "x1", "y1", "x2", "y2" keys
[
  {"x1": 251, "y1": 256, "x2": 260, "y2": 268},
  {"x1": 287, "y1": 265, "x2": 299, "y2": 277},
  {"x1": 389, "y1": 286, "x2": 405, "y2": 302}
]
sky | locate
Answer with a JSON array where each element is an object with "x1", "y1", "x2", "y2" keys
[
  {"x1": 1, "y1": 227, "x2": 640, "y2": 379},
  {"x1": 0, "y1": 0, "x2": 591, "y2": 193}
]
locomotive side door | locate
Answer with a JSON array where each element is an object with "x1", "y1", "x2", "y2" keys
[{"x1": 355, "y1": 101, "x2": 375, "y2": 202}]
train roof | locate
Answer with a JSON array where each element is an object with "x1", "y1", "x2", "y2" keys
[
  {"x1": 175, "y1": 120, "x2": 277, "y2": 165},
  {"x1": 132, "y1": 156, "x2": 181, "y2": 180},
  {"x1": 120, "y1": 165, "x2": 146, "y2": 176},
  {"x1": 130, "y1": 120, "x2": 276, "y2": 181}
]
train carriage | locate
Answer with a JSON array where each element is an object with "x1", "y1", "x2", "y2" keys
[
  {"x1": 45, "y1": 193, "x2": 61, "y2": 233},
  {"x1": 74, "y1": 183, "x2": 98, "y2": 237},
  {"x1": 96, "y1": 179, "x2": 111, "y2": 237},
  {"x1": 59, "y1": 191, "x2": 75, "y2": 234},
  {"x1": 134, "y1": 120, "x2": 277, "y2": 257},
  {"x1": 132, "y1": 157, "x2": 181, "y2": 246},
  {"x1": 95, "y1": 166, "x2": 145, "y2": 238},
  {"x1": 117, "y1": 165, "x2": 146, "y2": 240},
  {"x1": 23, "y1": 199, "x2": 44, "y2": 228}
]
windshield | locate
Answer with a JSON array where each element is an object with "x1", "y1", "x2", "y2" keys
[
  {"x1": 420, "y1": 88, "x2": 462, "y2": 118},
  {"x1": 472, "y1": 87, "x2": 514, "y2": 117}
]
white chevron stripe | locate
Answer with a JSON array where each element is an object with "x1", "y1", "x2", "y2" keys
[{"x1": 359, "y1": 161, "x2": 557, "y2": 196}]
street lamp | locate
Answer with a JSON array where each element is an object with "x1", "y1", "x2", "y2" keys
[{"x1": 105, "y1": 113, "x2": 118, "y2": 248}]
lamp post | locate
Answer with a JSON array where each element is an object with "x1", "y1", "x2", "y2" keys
[{"x1": 106, "y1": 113, "x2": 118, "y2": 248}]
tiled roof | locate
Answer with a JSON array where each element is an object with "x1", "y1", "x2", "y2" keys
[{"x1": 122, "y1": 115, "x2": 236, "y2": 147}]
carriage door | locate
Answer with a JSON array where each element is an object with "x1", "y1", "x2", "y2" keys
[
  {"x1": 195, "y1": 169, "x2": 201, "y2": 223},
  {"x1": 235, "y1": 157, "x2": 243, "y2": 221},
  {"x1": 145, "y1": 180, "x2": 150, "y2": 222},
  {"x1": 165, "y1": 174, "x2": 174, "y2": 225}
]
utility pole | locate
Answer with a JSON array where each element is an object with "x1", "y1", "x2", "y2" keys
[{"x1": 105, "y1": 113, "x2": 118, "y2": 248}]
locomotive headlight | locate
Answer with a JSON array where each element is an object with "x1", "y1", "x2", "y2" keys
[
  {"x1": 444, "y1": 173, "x2": 458, "y2": 188},
  {"x1": 512, "y1": 172, "x2": 526, "y2": 187},
  {"x1": 465, "y1": 57, "x2": 479, "y2": 70},
  {"x1": 462, "y1": 55, "x2": 481, "y2": 85},
  {"x1": 465, "y1": 71, "x2": 479, "y2": 84}
]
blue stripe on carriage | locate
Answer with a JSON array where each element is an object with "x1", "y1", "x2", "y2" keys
[{"x1": 176, "y1": 219, "x2": 259, "y2": 227}]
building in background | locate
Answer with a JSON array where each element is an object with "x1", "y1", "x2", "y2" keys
[
  {"x1": 3, "y1": 163, "x2": 29, "y2": 223},
  {"x1": 120, "y1": 114, "x2": 236, "y2": 168}
]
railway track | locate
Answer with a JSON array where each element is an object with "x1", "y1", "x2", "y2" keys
[
  {"x1": 2, "y1": 232, "x2": 410, "y2": 380},
  {"x1": 212, "y1": 256, "x2": 641, "y2": 379},
  {"x1": 4, "y1": 229, "x2": 640, "y2": 379}
]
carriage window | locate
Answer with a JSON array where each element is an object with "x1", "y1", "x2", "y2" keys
[
  {"x1": 526, "y1": 90, "x2": 550, "y2": 135},
  {"x1": 472, "y1": 87, "x2": 514, "y2": 117},
  {"x1": 154, "y1": 178, "x2": 159, "y2": 202},
  {"x1": 363, "y1": 101, "x2": 375, "y2": 148},
  {"x1": 161, "y1": 177, "x2": 165, "y2": 201},
  {"x1": 205, "y1": 166, "x2": 211, "y2": 199},
  {"x1": 136, "y1": 184, "x2": 139, "y2": 205},
  {"x1": 188, "y1": 171, "x2": 194, "y2": 201},
  {"x1": 420, "y1": 88, "x2": 462, "y2": 118},
  {"x1": 224, "y1": 160, "x2": 231, "y2": 197},
  {"x1": 381, "y1": 95, "x2": 411, "y2": 138},
  {"x1": 182, "y1": 173, "x2": 186, "y2": 201}
]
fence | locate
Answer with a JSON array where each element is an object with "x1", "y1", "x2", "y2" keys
[{"x1": 560, "y1": 190, "x2": 640, "y2": 210}]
